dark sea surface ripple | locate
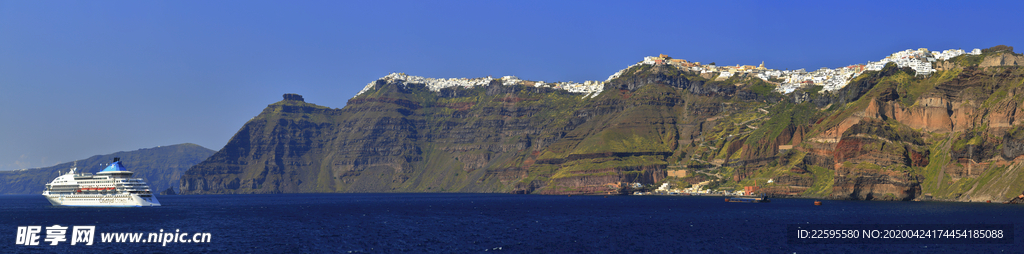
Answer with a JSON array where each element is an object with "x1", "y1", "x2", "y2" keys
[{"x1": 2, "y1": 193, "x2": 1022, "y2": 253}]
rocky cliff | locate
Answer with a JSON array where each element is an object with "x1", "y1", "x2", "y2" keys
[
  {"x1": 181, "y1": 67, "x2": 758, "y2": 195},
  {"x1": 181, "y1": 46, "x2": 1024, "y2": 202},
  {"x1": 784, "y1": 46, "x2": 1024, "y2": 201},
  {"x1": 0, "y1": 143, "x2": 214, "y2": 194}
]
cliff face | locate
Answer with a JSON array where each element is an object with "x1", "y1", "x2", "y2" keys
[
  {"x1": 182, "y1": 46, "x2": 1024, "y2": 201},
  {"x1": 828, "y1": 119, "x2": 925, "y2": 200},
  {"x1": 180, "y1": 95, "x2": 345, "y2": 194},
  {"x1": 181, "y1": 87, "x2": 594, "y2": 194},
  {"x1": 0, "y1": 143, "x2": 214, "y2": 194},
  {"x1": 788, "y1": 48, "x2": 1024, "y2": 202},
  {"x1": 181, "y1": 67, "x2": 765, "y2": 195}
]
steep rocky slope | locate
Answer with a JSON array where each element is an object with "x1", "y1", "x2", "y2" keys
[
  {"x1": 779, "y1": 46, "x2": 1024, "y2": 201},
  {"x1": 0, "y1": 143, "x2": 214, "y2": 194},
  {"x1": 182, "y1": 46, "x2": 1024, "y2": 202}
]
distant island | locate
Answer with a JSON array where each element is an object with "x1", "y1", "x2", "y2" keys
[
  {"x1": 180, "y1": 45, "x2": 1024, "y2": 203},
  {"x1": 0, "y1": 143, "x2": 214, "y2": 195}
]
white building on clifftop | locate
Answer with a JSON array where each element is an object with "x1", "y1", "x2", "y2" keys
[{"x1": 356, "y1": 73, "x2": 605, "y2": 98}]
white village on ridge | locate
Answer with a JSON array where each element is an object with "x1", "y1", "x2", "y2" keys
[{"x1": 356, "y1": 48, "x2": 982, "y2": 98}]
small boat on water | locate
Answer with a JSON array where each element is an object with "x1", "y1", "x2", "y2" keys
[{"x1": 725, "y1": 194, "x2": 770, "y2": 203}]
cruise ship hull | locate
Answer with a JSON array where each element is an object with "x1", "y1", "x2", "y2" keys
[{"x1": 44, "y1": 194, "x2": 161, "y2": 207}]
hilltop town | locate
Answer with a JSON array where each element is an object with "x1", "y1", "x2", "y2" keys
[
  {"x1": 618, "y1": 48, "x2": 980, "y2": 94},
  {"x1": 357, "y1": 73, "x2": 604, "y2": 98},
  {"x1": 356, "y1": 47, "x2": 982, "y2": 98}
]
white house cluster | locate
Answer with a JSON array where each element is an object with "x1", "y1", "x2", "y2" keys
[
  {"x1": 356, "y1": 73, "x2": 604, "y2": 98},
  {"x1": 355, "y1": 47, "x2": 983, "y2": 99}
]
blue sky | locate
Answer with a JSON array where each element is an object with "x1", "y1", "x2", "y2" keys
[{"x1": 2, "y1": 0, "x2": 1022, "y2": 170}]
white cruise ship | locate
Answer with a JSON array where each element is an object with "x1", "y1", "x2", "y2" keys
[{"x1": 43, "y1": 158, "x2": 160, "y2": 207}]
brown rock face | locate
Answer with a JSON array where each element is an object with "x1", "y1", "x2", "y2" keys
[
  {"x1": 825, "y1": 116, "x2": 925, "y2": 200},
  {"x1": 884, "y1": 98, "x2": 954, "y2": 132},
  {"x1": 832, "y1": 165, "x2": 921, "y2": 201},
  {"x1": 980, "y1": 52, "x2": 1024, "y2": 67},
  {"x1": 816, "y1": 115, "x2": 866, "y2": 143},
  {"x1": 537, "y1": 165, "x2": 667, "y2": 195},
  {"x1": 831, "y1": 119, "x2": 921, "y2": 200},
  {"x1": 803, "y1": 58, "x2": 1024, "y2": 202},
  {"x1": 934, "y1": 61, "x2": 957, "y2": 71}
]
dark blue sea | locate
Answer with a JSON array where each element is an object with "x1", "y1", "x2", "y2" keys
[{"x1": 2, "y1": 193, "x2": 1022, "y2": 253}]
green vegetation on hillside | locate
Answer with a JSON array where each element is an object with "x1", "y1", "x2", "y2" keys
[{"x1": 745, "y1": 102, "x2": 816, "y2": 145}]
